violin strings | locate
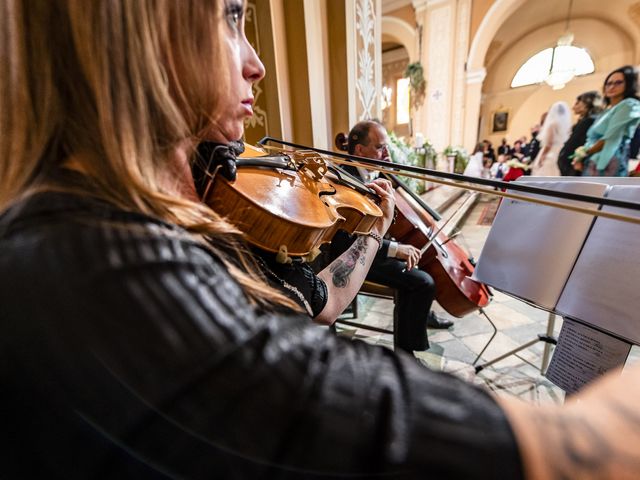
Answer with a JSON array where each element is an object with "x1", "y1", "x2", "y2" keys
[
  {"x1": 258, "y1": 137, "x2": 640, "y2": 217},
  {"x1": 252, "y1": 141, "x2": 640, "y2": 226}
]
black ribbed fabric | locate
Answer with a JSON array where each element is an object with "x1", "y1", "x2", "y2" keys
[{"x1": 0, "y1": 188, "x2": 523, "y2": 479}]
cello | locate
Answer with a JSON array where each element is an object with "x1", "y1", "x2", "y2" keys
[
  {"x1": 333, "y1": 133, "x2": 491, "y2": 318},
  {"x1": 385, "y1": 178, "x2": 491, "y2": 317}
]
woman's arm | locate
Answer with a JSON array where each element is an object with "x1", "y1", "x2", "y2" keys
[
  {"x1": 314, "y1": 179, "x2": 395, "y2": 324},
  {"x1": 537, "y1": 145, "x2": 551, "y2": 165},
  {"x1": 587, "y1": 139, "x2": 605, "y2": 155},
  {"x1": 536, "y1": 129, "x2": 555, "y2": 166},
  {"x1": 500, "y1": 363, "x2": 640, "y2": 479}
]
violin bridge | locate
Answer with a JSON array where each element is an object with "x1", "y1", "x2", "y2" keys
[{"x1": 294, "y1": 151, "x2": 328, "y2": 181}]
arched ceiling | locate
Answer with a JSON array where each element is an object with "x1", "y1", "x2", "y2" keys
[{"x1": 487, "y1": 0, "x2": 640, "y2": 69}]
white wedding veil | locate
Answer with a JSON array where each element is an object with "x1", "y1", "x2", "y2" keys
[{"x1": 538, "y1": 101, "x2": 572, "y2": 148}]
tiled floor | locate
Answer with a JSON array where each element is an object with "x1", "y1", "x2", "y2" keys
[{"x1": 335, "y1": 192, "x2": 639, "y2": 406}]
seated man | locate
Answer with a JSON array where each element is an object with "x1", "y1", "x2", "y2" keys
[{"x1": 331, "y1": 120, "x2": 452, "y2": 354}]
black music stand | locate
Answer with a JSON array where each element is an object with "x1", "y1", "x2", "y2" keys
[{"x1": 474, "y1": 312, "x2": 558, "y2": 374}]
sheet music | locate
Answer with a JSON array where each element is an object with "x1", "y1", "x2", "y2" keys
[
  {"x1": 556, "y1": 185, "x2": 640, "y2": 344},
  {"x1": 546, "y1": 318, "x2": 630, "y2": 395},
  {"x1": 473, "y1": 181, "x2": 607, "y2": 309}
]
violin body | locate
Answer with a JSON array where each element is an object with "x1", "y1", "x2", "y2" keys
[
  {"x1": 203, "y1": 146, "x2": 382, "y2": 257},
  {"x1": 387, "y1": 178, "x2": 491, "y2": 317}
]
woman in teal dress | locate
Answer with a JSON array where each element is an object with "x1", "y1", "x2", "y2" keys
[{"x1": 573, "y1": 65, "x2": 640, "y2": 176}]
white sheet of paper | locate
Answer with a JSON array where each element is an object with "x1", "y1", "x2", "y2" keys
[
  {"x1": 546, "y1": 318, "x2": 631, "y2": 395},
  {"x1": 556, "y1": 185, "x2": 640, "y2": 344},
  {"x1": 473, "y1": 181, "x2": 607, "y2": 309}
]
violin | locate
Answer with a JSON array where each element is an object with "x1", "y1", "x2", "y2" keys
[{"x1": 200, "y1": 143, "x2": 383, "y2": 259}]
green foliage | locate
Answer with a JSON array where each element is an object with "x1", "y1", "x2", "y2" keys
[
  {"x1": 421, "y1": 140, "x2": 437, "y2": 170},
  {"x1": 443, "y1": 145, "x2": 469, "y2": 173},
  {"x1": 403, "y1": 62, "x2": 426, "y2": 110},
  {"x1": 387, "y1": 132, "x2": 425, "y2": 194}
]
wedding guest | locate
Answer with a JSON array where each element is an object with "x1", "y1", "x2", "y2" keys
[
  {"x1": 557, "y1": 91, "x2": 603, "y2": 176},
  {"x1": 510, "y1": 140, "x2": 526, "y2": 161},
  {"x1": 497, "y1": 138, "x2": 510, "y2": 156},
  {"x1": 573, "y1": 65, "x2": 640, "y2": 176},
  {"x1": 464, "y1": 142, "x2": 489, "y2": 177},
  {"x1": 525, "y1": 124, "x2": 542, "y2": 161}
]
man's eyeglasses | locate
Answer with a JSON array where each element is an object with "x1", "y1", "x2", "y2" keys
[{"x1": 605, "y1": 80, "x2": 625, "y2": 88}]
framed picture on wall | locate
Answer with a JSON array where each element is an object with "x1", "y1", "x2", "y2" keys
[{"x1": 492, "y1": 110, "x2": 509, "y2": 133}]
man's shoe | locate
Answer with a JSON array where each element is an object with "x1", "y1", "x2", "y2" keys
[{"x1": 427, "y1": 312, "x2": 453, "y2": 329}]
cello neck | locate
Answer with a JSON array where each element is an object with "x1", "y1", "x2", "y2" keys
[{"x1": 383, "y1": 172, "x2": 442, "y2": 221}]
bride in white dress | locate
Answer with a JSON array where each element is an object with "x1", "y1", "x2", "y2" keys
[{"x1": 531, "y1": 101, "x2": 572, "y2": 176}]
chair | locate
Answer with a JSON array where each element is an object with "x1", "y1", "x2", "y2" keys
[
  {"x1": 335, "y1": 280, "x2": 397, "y2": 337},
  {"x1": 335, "y1": 280, "x2": 498, "y2": 366}
]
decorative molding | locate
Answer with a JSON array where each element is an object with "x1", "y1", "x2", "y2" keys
[
  {"x1": 425, "y1": 0, "x2": 449, "y2": 8},
  {"x1": 381, "y1": 16, "x2": 417, "y2": 60},
  {"x1": 382, "y1": 47, "x2": 409, "y2": 64},
  {"x1": 382, "y1": 59, "x2": 409, "y2": 83},
  {"x1": 355, "y1": 0, "x2": 377, "y2": 121},
  {"x1": 382, "y1": 0, "x2": 412, "y2": 14},
  {"x1": 411, "y1": 0, "x2": 429, "y2": 14},
  {"x1": 484, "y1": 40, "x2": 504, "y2": 68},
  {"x1": 466, "y1": 0, "x2": 527, "y2": 71},
  {"x1": 466, "y1": 68, "x2": 487, "y2": 84}
]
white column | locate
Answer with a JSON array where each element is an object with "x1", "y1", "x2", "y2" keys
[
  {"x1": 411, "y1": 0, "x2": 428, "y2": 139},
  {"x1": 424, "y1": 0, "x2": 456, "y2": 152},
  {"x1": 450, "y1": 0, "x2": 471, "y2": 147},
  {"x1": 269, "y1": 0, "x2": 292, "y2": 140},
  {"x1": 303, "y1": 0, "x2": 331, "y2": 148},
  {"x1": 463, "y1": 68, "x2": 486, "y2": 151}
]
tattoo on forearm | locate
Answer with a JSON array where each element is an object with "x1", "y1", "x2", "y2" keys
[
  {"x1": 530, "y1": 399, "x2": 640, "y2": 479},
  {"x1": 329, "y1": 236, "x2": 369, "y2": 288}
]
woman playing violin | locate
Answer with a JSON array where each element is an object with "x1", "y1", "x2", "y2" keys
[
  {"x1": 3, "y1": 1, "x2": 640, "y2": 478},
  {"x1": 193, "y1": 140, "x2": 396, "y2": 324}
]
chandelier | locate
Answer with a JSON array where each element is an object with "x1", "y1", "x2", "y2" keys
[{"x1": 544, "y1": 0, "x2": 575, "y2": 90}]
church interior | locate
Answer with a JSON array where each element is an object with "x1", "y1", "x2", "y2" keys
[
  {"x1": 243, "y1": 0, "x2": 640, "y2": 404},
  {"x1": 6, "y1": 0, "x2": 640, "y2": 476}
]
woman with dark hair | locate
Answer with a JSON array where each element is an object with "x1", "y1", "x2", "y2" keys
[
  {"x1": 573, "y1": 65, "x2": 640, "y2": 176},
  {"x1": 464, "y1": 142, "x2": 488, "y2": 177},
  {"x1": 557, "y1": 91, "x2": 603, "y2": 176}
]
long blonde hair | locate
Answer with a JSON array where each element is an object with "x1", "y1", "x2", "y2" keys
[{"x1": 0, "y1": 0, "x2": 300, "y2": 311}]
